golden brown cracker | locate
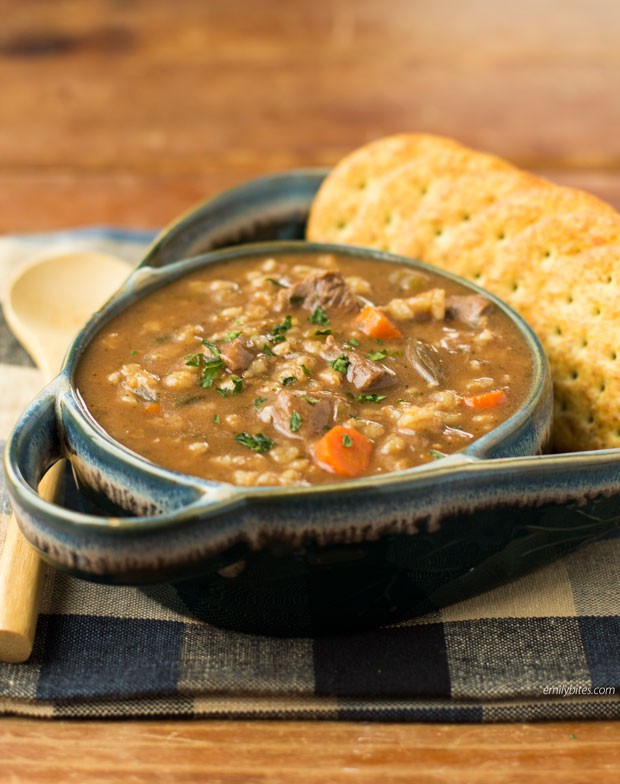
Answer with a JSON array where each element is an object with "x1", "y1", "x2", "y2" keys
[
  {"x1": 430, "y1": 185, "x2": 619, "y2": 281},
  {"x1": 306, "y1": 133, "x2": 508, "y2": 243},
  {"x1": 336, "y1": 150, "x2": 517, "y2": 249},
  {"x1": 525, "y1": 243, "x2": 620, "y2": 451},
  {"x1": 388, "y1": 168, "x2": 548, "y2": 262},
  {"x1": 309, "y1": 133, "x2": 620, "y2": 451}
]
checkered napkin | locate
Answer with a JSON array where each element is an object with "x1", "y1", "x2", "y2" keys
[{"x1": 1, "y1": 229, "x2": 620, "y2": 722}]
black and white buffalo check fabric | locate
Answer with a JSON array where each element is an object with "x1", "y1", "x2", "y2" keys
[{"x1": 1, "y1": 229, "x2": 619, "y2": 721}]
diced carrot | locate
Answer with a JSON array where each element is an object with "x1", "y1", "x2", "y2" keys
[
  {"x1": 144, "y1": 402, "x2": 162, "y2": 415},
  {"x1": 462, "y1": 389, "x2": 507, "y2": 410},
  {"x1": 355, "y1": 304, "x2": 403, "y2": 340},
  {"x1": 313, "y1": 425, "x2": 374, "y2": 477}
]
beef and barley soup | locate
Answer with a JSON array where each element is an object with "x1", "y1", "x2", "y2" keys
[{"x1": 76, "y1": 252, "x2": 534, "y2": 487}]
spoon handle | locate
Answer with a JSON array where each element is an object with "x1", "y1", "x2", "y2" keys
[{"x1": 0, "y1": 461, "x2": 64, "y2": 663}]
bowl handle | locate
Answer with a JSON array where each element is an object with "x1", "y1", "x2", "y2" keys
[{"x1": 4, "y1": 382, "x2": 236, "y2": 539}]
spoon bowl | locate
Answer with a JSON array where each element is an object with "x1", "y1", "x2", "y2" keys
[
  {"x1": 4, "y1": 251, "x2": 130, "y2": 378},
  {"x1": 0, "y1": 250, "x2": 129, "y2": 662}
]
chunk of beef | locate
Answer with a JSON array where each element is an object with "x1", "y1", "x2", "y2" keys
[
  {"x1": 278, "y1": 270, "x2": 360, "y2": 314},
  {"x1": 322, "y1": 336, "x2": 397, "y2": 393},
  {"x1": 258, "y1": 390, "x2": 332, "y2": 439},
  {"x1": 446, "y1": 294, "x2": 492, "y2": 327},
  {"x1": 218, "y1": 338, "x2": 254, "y2": 373},
  {"x1": 407, "y1": 338, "x2": 444, "y2": 387}
]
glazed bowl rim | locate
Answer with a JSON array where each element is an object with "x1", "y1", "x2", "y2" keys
[{"x1": 33, "y1": 238, "x2": 552, "y2": 525}]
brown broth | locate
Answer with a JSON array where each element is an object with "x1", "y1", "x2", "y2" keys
[{"x1": 76, "y1": 252, "x2": 534, "y2": 486}]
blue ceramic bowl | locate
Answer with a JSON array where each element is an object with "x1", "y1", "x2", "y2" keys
[{"x1": 5, "y1": 171, "x2": 620, "y2": 636}]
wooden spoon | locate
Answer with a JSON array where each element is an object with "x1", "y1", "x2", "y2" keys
[{"x1": 0, "y1": 250, "x2": 130, "y2": 662}]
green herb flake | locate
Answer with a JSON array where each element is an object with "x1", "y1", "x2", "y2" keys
[
  {"x1": 367, "y1": 349, "x2": 388, "y2": 361},
  {"x1": 330, "y1": 354, "x2": 350, "y2": 374},
  {"x1": 302, "y1": 395, "x2": 318, "y2": 405},
  {"x1": 254, "y1": 397, "x2": 267, "y2": 408},
  {"x1": 199, "y1": 357, "x2": 225, "y2": 388},
  {"x1": 217, "y1": 376, "x2": 243, "y2": 397},
  {"x1": 202, "y1": 339, "x2": 220, "y2": 357},
  {"x1": 268, "y1": 314, "x2": 292, "y2": 343},
  {"x1": 266, "y1": 277, "x2": 288, "y2": 288},
  {"x1": 213, "y1": 414, "x2": 220, "y2": 424},
  {"x1": 235, "y1": 432, "x2": 274, "y2": 453},
  {"x1": 315, "y1": 328, "x2": 332, "y2": 336},
  {"x1": 185, "y1": 353, "x2": 202, "y2": 367},
  {"x1": 301, "y1": 363, "x2": 313, "y2": 377},
  {"x1": 355, "y1": 393, "x2": 387, "y2": 403},
  {"x1": 309, "y1": 306, "x2": 329, "y2": 326},
  {"x1": 130, "y1": 349, "x2": 138, "y2": 356},
  {"x1": 262, "y1": 343, "x2": 276, "y2": 357},
  {"x1": 428, "y1": 449, "x2": 447, "y2": 460},
  {"x1": 342, "y1": 433, "x2": 353, "y2": 448},
  {"x1": 281, "y1": 376, "x2": 297, "y2": 387},
  {"x1": 223, "y1": 330, "x2": 242, "y2": 342},
  {"x1": 174, "y1": 393, "x2": 203, "y2": 408},
  {"x1": 343, "y1": 338, "x2": 360, "y2": 349},
  {"x1": 290, "y1": 412, "x2": 302, "y2": 432}
]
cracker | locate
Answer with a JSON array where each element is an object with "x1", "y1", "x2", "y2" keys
[
  {"x1": 306, "y1": 133, "x2": 509, "y2": 243},
  {"x1": 388, "y1": 168, "x2": 548, "y2": 262},
  {"x1": 334, "y1": 151, "x2": 518, "y2": 250},
  {"x1": 429, "y1": 185, "x2": 619, "y2": 281},
  {"x1": 522, "y1": 243, "x2": 620, "y2": 450},
  {"x1": 309, "y1": 134, "x2": 620, "y2": 451}
]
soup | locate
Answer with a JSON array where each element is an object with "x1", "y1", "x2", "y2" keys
[{"x1": 76, "y1": 252, "x2": 534, "y2": 486}]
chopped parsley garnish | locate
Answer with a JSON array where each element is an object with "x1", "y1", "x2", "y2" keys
[
  {"x1": 130, "y1": 349, "x2": 138, "y2": 356},
  {"x1": 330, "y1": 354, "x2": 350, "y2": 374},
  {"x1": 428, "y1": 449, "x2": 447, "y2": 460},
  {"x1": 281, "y1": 376, "x2": 297, "y2": 386},
  {"x1": 202, "y1": 339, "x2": 220, "y2": 357},
  {"x1": 235, "y1": 432, "x2": 274, "y2": 453},
  {"x1": 266, "y1": 277, "x2": 288, "y2": 288},
  {"x1": 290, "y1": 412, "x2": 302, "y2": 432},
  {"x1": 199, "y1": 357, "x2": 225, "y2": 388},
  {"x1": 268, "y1": 315, "x2": 292, "y2": 343},
  {"x1": 301, "y1": 363, "x2": 313, "y2": 376},
  {"x1": 315, "y1": 328, "x2": 332, "y2": 336},
  {"x1": 223, "y1": 330, "x2": 242, "y2": 342},
  {"x1": 302, "y1": 394, "x2": 319, "y2": 405},
  {"x1": 343, "y1": 337, "x2": 360, "y2": 349},
  {"x1": 174, "y1": 393, "x2": 204, "y2": 407},
  {"x1": 254, "y1": 397, "x2": 267, "y2": 408},
  {"x1": 355, "y1": 393, "x2": 387, "y2": 403},
  {"x1": 216, "y1": 375, "x2": 243, "y2": 397},
  {"x1": 309, "y1": 306, "x2": 329, "y2": 326},
  {"x1": 262, "y1": 343, "x2": 276, "y2": 357},
  {"x1": 342, "y1": 433, "x2": 353, "y2": 447},
  {"x1": 213, "y1": 414, "x2": 220, "y2": 423},
  {"x1": 367, "y1": 349, "x2": 388, "y2": 361},
  {"x1": 185, "y1": 353, "x2": 202, "y2": 367}
]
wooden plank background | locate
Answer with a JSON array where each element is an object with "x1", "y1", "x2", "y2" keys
[
  {"x1": 1, "y1": 0, "x2": 620, "y2": 780},
  {"x1": 0, "y1": 0, "x2": 619, "y2": 231}
]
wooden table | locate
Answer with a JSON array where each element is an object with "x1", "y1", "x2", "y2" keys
[{"x1": 1, "y1": 1, "x2": 619, "y2": 779}]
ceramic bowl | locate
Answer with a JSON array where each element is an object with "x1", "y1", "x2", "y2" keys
[{"x1": 5, "y1": 172, "x2": 620, "y2": 636}]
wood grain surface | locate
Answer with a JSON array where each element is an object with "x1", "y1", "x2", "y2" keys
[
  {"x1": 1, "y1": 0, "x2": 620, "y2": 780},
  {"x1": 1, "y1": 719, "x2": 619, "y2": 783}
]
